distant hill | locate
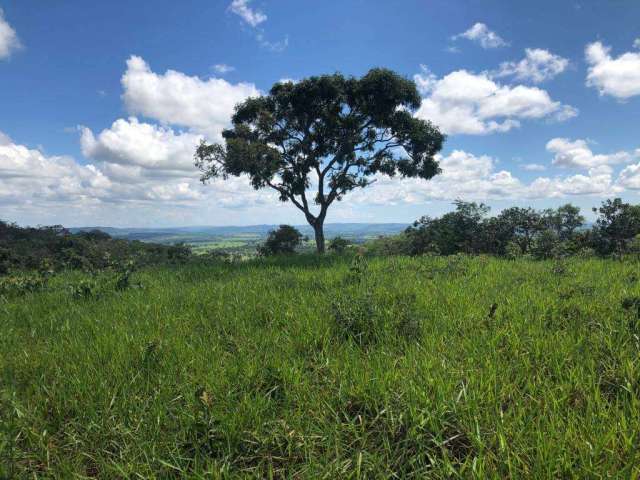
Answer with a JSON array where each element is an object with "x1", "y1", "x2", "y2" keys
[{"x1": 69, "y1": 223, "x2": 409, "y2": 246}]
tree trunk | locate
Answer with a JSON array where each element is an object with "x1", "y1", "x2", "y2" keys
[{"x1": 313, "y1": 221, "x2": 326, "y2": 254}]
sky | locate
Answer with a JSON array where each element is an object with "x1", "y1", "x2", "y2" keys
[{"x1": 1, "y1": 0, "x2": 640, "y2": 227}]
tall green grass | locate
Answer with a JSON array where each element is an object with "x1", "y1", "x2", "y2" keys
[{"x1": 1, "y1": 255, "x2": 639, "y2": 478}]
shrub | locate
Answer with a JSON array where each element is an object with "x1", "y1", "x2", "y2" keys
[
  {"x1": 257, "y1": 225, "x2": 303, "y2": 256},
  {"x1": 364, "y1": 234, "x2": 412, "y2": 256},
  {"x1": 332, "y1": 290, "x2": 380, "y2": 346},
  {"x1": 328, "y1": 236, "x2": 350, "y2": 254},
  {"x1": 505, "y1": 241, "x2": 522, "y2": 260},
  {"x1": 332, "y1": 287, "x2": 422, "y2": 347},
  {"x1": 0, "y1": 274, "x2": 48, "y2": 296},
  {"x1": 346, "y1": 254, "x2": 368, "y2": 285}
]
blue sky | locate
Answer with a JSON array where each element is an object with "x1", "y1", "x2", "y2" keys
[{"x1": 1, "y1": 0, "x2": 639, "y2": 227}]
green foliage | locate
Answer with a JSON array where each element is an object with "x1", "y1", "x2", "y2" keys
[
  {"x1": 195, "y1": 69, "x2": 445, "y2": 252},
  {"x1": 327, "y1": 236, "x2": 350, "y2": 253},
  {"x1": 257, "y1": 225, "x2": 303, "y2": 256},
  {"x1": 2, "y1": 256, "x2": 640, "y2": 477},
  {"x1": 0, "y1": 220, "x2": 192, "y2": 275},
  {"x1": 385, "y1": 198, "x2": 640, "y2": 259},
  {"x1": 531, "y1": 229, "x2": 564, "y2": 260},
  {"x1": 0, "y1": 273, "x2": 48, "y2": 296},
  {"x1": 592, "y1": 198, "x2": 640, "y2": 255},
  {"x1": 363, "y1": 233, "x2": 412, "y2": 256},
  {"x1": 406, "y1": 200, "x2": 490, "y2": 255}
]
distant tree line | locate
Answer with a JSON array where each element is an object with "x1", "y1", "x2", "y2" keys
[
  {"x1": 5, "y1": 196, "x2": 640, "y2": 270},
  {"x1": 0, "y1": 221, "x2": 191, "y2": 275},
  {"x1": 363, "y1": 198, "x2": 640, "y2": 259}
]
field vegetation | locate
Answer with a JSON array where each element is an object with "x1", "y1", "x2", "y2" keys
[
  {"x1": 2, "y1": 254, "x2": 640, "y2": 477},
  {"x1": 2, "y1": 198, "x2": 640, "y2": 477}
]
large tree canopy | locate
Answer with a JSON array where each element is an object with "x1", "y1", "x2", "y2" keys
[{"x1": 195, "y1": 68, "x2": 445, "y2": 252}]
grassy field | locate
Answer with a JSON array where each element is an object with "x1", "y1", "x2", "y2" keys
[{"x1": 1, "y1": 255, "x2": 640, "y2": 478}]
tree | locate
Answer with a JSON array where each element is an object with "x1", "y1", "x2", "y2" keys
[
  {"x1": 591, "y1": 198, "x2": 640, "y2": 255},
  {"x1": 195, "y1": 69, "x2": 445, "y2": 253},
  {"x1": 542, "y1": 204, "x2": 584, "y2": 241},
  {"x1": 496, "y1": 207, "x2": 543, "y2": 254},
  {"x1": 257, "y1": 225, "x2": 303, "y2": 256},
  {"x1": 405, "y1": 200, "x2": 489, "y2": 255}
]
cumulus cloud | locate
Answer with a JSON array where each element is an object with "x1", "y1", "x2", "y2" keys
[
  {"x1": 346, "y1": 143, "x2": 640, "y2": 206},
  {"x1": 228, "y1": 0, "x2": 266, "y2": 27},
  {"x1": 616, "y1": 163, "x2": 640, "y2": 190},
  {"x1": 0, "y1": 138, "x2": 111, "y2": 209},
  {"x1": 585, "y1": 40, "x2": 640, "y2": 99},
  {"x1": 414, "y1": 67, "x2": 577, "y2": 135},
  {"x1": 0, "y1": 8, "x2": 21, "y2": 59},
  {"x1": 528, "y1": 166, "x2": 620, "y2": 198},
  {"x1": 348, "y1": 150, "x2": 522, "y2": 205},
  {"x1": 121, "y1": 56, "x2": 259, "y2": 140},
  {"x1": 635, "y1": 38, "x2": 640, "y2": 50},
  {"x1": 452, "y1": 23, "x2": 507, "y2": 49},
  {"x1": 546, "y1": 138, "x2": 636, "y2": 169},
  {"x1": 80, "y1": 118, "x2": 203, "y2": 176},
  {"x1": 495, "y1": 48, "x2": 569, "y2": 83},
  {"x1": 0, "y1": 125, "x2": 282, "y2": 228}
]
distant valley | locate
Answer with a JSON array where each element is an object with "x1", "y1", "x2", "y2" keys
[{"x1": 69, "y1": 223, "x2": 409, "y2": 254}]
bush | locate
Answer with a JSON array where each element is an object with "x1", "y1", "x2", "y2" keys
[
  {"x1": 0, "y1": 274, "x2": 48, "y2": 296},
  {"x1": 505, "y1": 241, "x2": 522, "y2": 260},
  {"x1": 257, "y1": 225, "x2": 303, "y2": 256},
  {"x1": 364, "y1": 234, "x2": 412, "y2": 256},
  {"x1": 0, "y1": 220, "x2": 193, "y2": 273},
  {"x1": 328, "y1": 236, "x2": 350, "y2": 254},
  {"x1": 332, "y1": 290, "x2": 380, "y2": 347}
]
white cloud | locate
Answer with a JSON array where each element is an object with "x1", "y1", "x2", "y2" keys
[
  {"x1": 226, "y1": 0, "x2": 287, "y2": 52},
  {"x1": 0, "y1": 126, "x2": 280, "y2": 227},
  {"x1": 121, "y1": 56, "x2": 259, "y2": 140},
  {"x1": 0, "y1": 131, "x2": 12, "y2": 145},
  {"x1": 585, "y1": 41, "x2": 640, "y2": 99},
  {"x1": 80, "y1": 118, "x2": 203, "y2": 179},
  {"x1": 211, "y1": 63, "x2": 235, "y2": 74},
  {"x1": 348, "y1": 150, "x2": 522, "y2": 205},
  {"x1": 0, "y1": 138, "x2": 111, "y2": 209},
  {"x1": 0, "y1": 8, "x2": 21, "y2": 59},
  {"x1": 452, "y1": 23, "x2": 507, "y2": 49},
  {"x1": 228, "y1": 0, "x2": 266, "y2": 27},
  {"x1": 546, "y1": 137, "x2": 636, "y2": 168},
  {"x1": 495, "y1": 48, "x2": 569, "y2": 83},
  {"x1": 346, "y1": 144, "x2": 638, "y2": 206},
  {"x1": 522, "y1": 163, "x2": 546, "y2": 171},
  {"x1": 617, "y1": 163, "x2": 640, "y2": 190},
  {"x1": 528, "y1": 166, "x2": 620, "y2": 198},
  {"x1": 414, "y1": 67, "x2": 577, "y2": 135}
]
